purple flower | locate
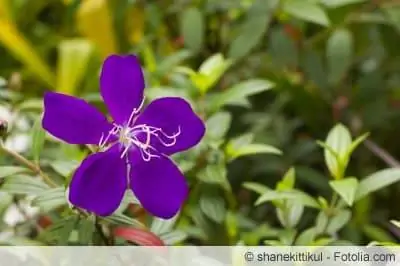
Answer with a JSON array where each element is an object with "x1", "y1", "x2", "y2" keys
[{"x1": 42, "y1": 55, "x2": 205, "y2": 219}]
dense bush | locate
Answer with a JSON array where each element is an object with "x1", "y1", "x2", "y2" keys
[{"x1": 0, "y1": 0, "x2": 399, "y2": 246}]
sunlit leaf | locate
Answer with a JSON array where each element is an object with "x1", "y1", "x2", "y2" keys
[
  {"x1": 329, "y1": 178, "x2": 358, "y2": 206},
  {"x1": 356, "y1": 168, "x2": 400, "y2": 201},
  {"x1": 0, "y1": 19, "x2": 54, "y2": 86},
  {"x1": 76, "y1": 0, "x2": 117, "y2": 57},
  {"x1": 321, "y1": 123, "x2": 352, "y2": 180},
  {"x1": 56, "y1": 39, "x2": 93, "y2": 95}
]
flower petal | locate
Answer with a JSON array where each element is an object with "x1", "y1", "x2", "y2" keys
[
  {"x1": 129, "y1": 150, "x2": 188, "y2": 219},
  {"x1": 69, "y1": 146, "x2": 127, "y2": 216},
  {"x1": 135, "y1": 97, "x2": 205, "y2": 155},
  {"x1": 42, "y1": 91, "x2": 112, "y2": 145},
  {"x1": 100, "y1": 54, "x2": 145, "y2": 124}
]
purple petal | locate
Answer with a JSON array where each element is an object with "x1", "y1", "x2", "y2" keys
[
  {"x1": 100, "y1": 54, "x2": 145, "y2": 124},
  {"x1": 129, "y1": 150, "x2": 188, "y2": 219},
  {"x1": 69, "y1": 146, "x2": 127, "y2": 216},
  {"x1": 134, "y1": 97, "x2": 205, "y2": 155},
  {"x1": 42, "y1": 92, "x2": 112, "y2": 145}
]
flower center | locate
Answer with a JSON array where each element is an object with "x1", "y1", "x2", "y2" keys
[{"x1": 98, "y1": 98, "x2": 181, "y2": 162}]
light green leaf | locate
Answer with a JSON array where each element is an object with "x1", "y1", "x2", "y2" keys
[
  {"x1": 256, "y1": 190, "x2": 319, "y2": 208},
  {"x1": 31, "y1": 116, "x2": 46, "y2": 164},
  {"x1": 159, "y1": 231, "x2": 187, "y2": 245},
  {"x1": 199, "y1": 194, "x2": 226, "y2": 223},
  {"x1": 56, "y1": 39, "x2": 93, "y2": 94},
  {"x1": 102, "y1": 213, "x2": 144, "y2": 228},
  {"x1": 226, "y1": 143, "x2": 282, "y2": 161},
  {"x1": 1, "y1": 175, "x2": 49, "y2": 195},
  {"x1": 208, "y1": 79, "x2": 274, "y2": 111},
  {"x1": 277, "y1": 167, "x2": 296, "y2": 191},
  {"x1": 356, "y1": 168, "x2": 400, "y2": 201},
  {"x1": 205, "y1": 112, "x2": 232, "y2": 140},
  {"x1": 283, "y1": 0, "x2": 330, "y2": 26},
  {"x1": 32, "y1": 187, "x2": 67, "y2": 212},
  {"x1": 295, "y1": 227, "x2": 317, "y2": 245},
  {"x1": 327, "y1": 28, "x2": 353, "y2": 85},
  {"x1": 323, "y1": 123, "x2": 353, "y2": 179},
  {"x1": 243, "y1": 182, "x2": 271, "y2": 195},
  {"x1": 49, "y1": 160, "x2": 79, "y2": 177},
  {"x1": 326, "y1": 209, "x2": 351, "y2": 234},
  {"x1": 77, "y1": 216, "x2": 95, "y2": 244},
  {"x1": 315, "y1": 212, "x2": 329, "y2": 234},
  {"x1": 151, "y1": 213, "x2": 180, "y2": 235},
  {"x1": 329, "y1": 178, "x2": 359, "y2": 206},
  {"x1": 197, "y1": 54, "x2": 232, "y2": 93},
  {"x1": 180, "y1": 7, "x2": 204, "y2": 53},
  {"x1": 0, "y1": 166, "x2": 29, "y2": 178},
  {"x1": 197, "y1": 164, "x2": 231, "y2": 191},
  {"x1": 156, "y1": 50, "x2": 193, "y2": 76},
  {"x1": 321, "y1": 0, "x2": 366, "y2": 8}
]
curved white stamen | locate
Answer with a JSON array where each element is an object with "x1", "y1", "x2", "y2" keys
[{"x1": 97, "y1": 101, "x2": 181, "y2": 162}]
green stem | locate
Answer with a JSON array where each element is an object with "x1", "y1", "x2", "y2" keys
[{"x1": 0, "y1": 142, "x2": 57, "y2": 188}]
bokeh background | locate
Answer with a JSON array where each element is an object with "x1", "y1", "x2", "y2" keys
[{"x1": 0, "y1": 0, "x2": 400, "y2": 246}]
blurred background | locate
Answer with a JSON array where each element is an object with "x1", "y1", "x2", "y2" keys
[{"x1": 0, "y1": 0, "x2": 400, "y2": 246}]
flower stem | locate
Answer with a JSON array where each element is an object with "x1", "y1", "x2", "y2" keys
[{"x1": 0, "y1": 142, "x2": 57, "y2": 188}]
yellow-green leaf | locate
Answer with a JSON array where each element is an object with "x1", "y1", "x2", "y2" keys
[
  {"x1": 77, "y1": 0, "x2": 117, "y2": 58},
  {"x1": 56, "y1": 39, "x2": 93, "y2": 94},
  {"x1": 0, "y1": 19, "x2": 54, "y2": 87}
]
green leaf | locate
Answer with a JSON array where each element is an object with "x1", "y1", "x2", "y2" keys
[
  {"x1": 197, "y1": 164, "x2": 231, "y2": 191},
  {"x1": 180, "y1": 7, "x2": 204, "y2": 53},
  {"x1": 0, "y1": 166, "x2": 29, "y2": 178},
  {"x1": 356, "y1": 168, "x2": 400, "y2": 201},
  {"x1": 327, "y1": 28, "x2": 353, "y2": 85},
  {"x1": 32, "y1": 187, "x2": 67, "y2": 212},
  {"x1": 256, "y1": 190, "x2": 319, "y2": 208},
  {"x1": 226, "y1": 143, "x2": 282, "y2": 161},
  {"x1": 321, "y1": 0, "x2": 366, "y2": 8},
  {"x1": 205, "y1": 112, "x2": 232, "y2": 140},
  {"x1": 41, "y1": 216, "x2": 77, "y2": 245},
  {"x1": 208, "y1": 79, "x2": 274, "y2": 111},
  {"x1": 295, "y1": 228, "x2": 317, "y2": 245},
  {"x1": 199, "y1": 193, "x2": 226, "y2": 223},
  {"x1": 102, "y1": 213, "x2": 144, "y2": 228},
  {"x1": 326, "y1": 209, "x2": 351, "y2": 234},
  {"x1": 1, "y1": 175, "x2": 49, "y2": 195},
  {"x1": 329, "y1": 178, "x2": 359, "y2": 206},
  {"x1": 159, "y1": 231, "x2": 187, "y2": 245},
  {"x1": 228, "y1": 0, "x2": 278, "y2": 59},
  {"x1": 322, "y1": 123, "x2": 353, "y2": 179},
  {"x1": 243, "y1": 182, "x2": 271, "y2": 195},
  {"x1": 77, "y1": 217, "x2": 95, "y2": 245},
  {"x1": 56, "y1": 39, "x2": 93, "y2": 94},
  {"x1": 156, "y1": 50, "x2": 193, "y2": 76},
  {"x1": 315, "y1": 212, "x2": 329, "y2": 234},
  {"x1": 283, "y1": 0, "x2": 330, "y2": 26},
  {"x1": 363, "y1": 224, "x2": 396, "y2": 243},
  {"x1": 49, "y1": 160, "x2": 79, "y2": 177},
  {"x1": 151, "y1": 213, "x2": 180, "y2": 235},
  {"x1": 31, "y1": 116, "x2": 46, "y2": 164}
]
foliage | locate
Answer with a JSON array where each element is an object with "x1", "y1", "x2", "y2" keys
[{"x1": 0, "y1": 0, "x2": 399, "y2": 246}]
